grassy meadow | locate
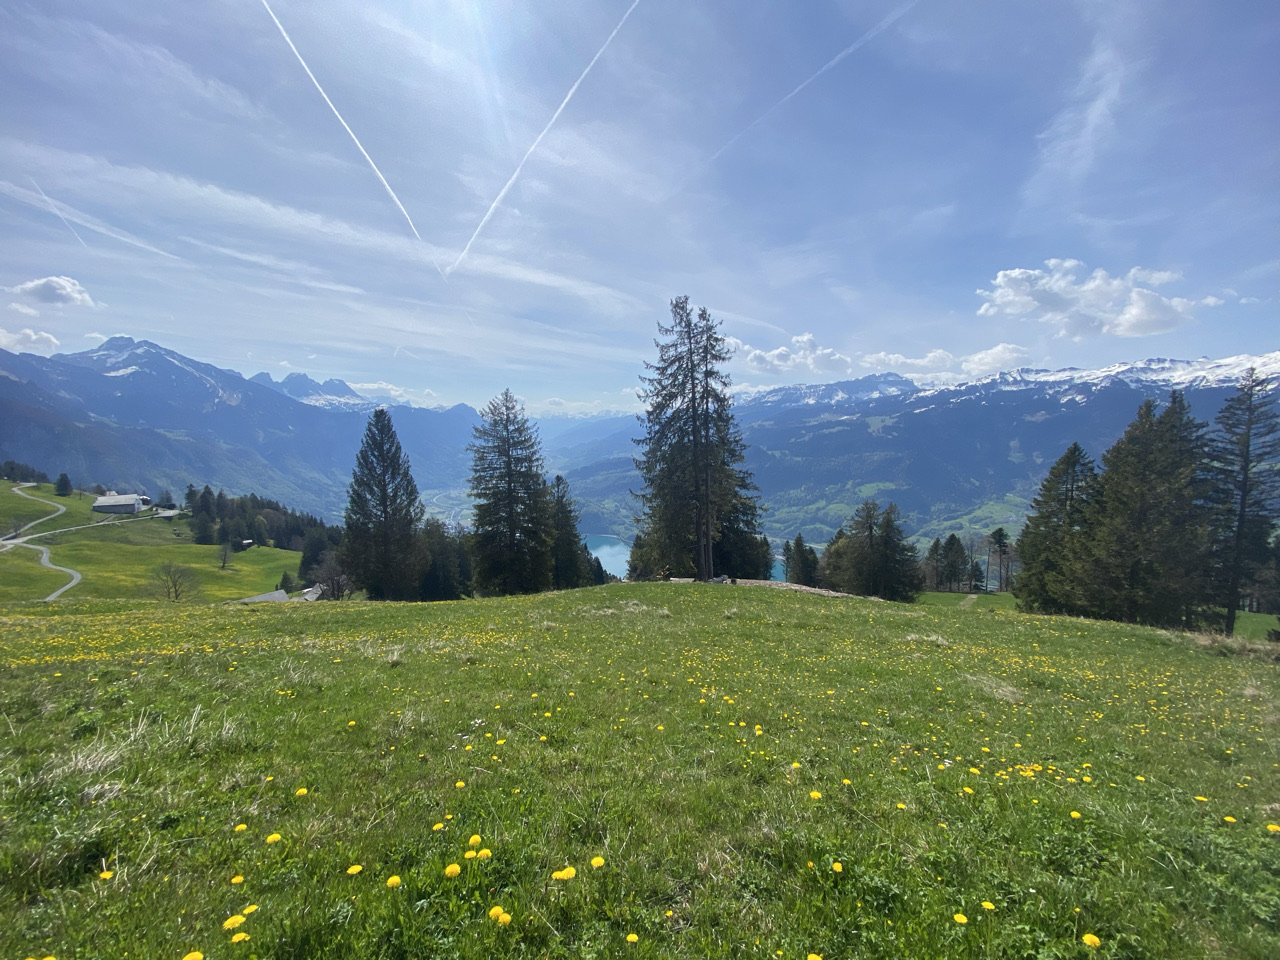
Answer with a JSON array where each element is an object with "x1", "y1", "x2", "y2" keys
[{"x1": 2, "y1": 584, "x2": 1278, "y2": 959}]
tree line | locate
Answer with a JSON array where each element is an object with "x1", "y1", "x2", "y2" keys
[
  {"x1": 337, "y1": 401, "x2": 610, "y2": 602},
  {"x1": 1015, "y1": 370, "x2": 1279, "y2": 634}
]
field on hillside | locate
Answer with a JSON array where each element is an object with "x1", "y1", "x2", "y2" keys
[
  {"x1": 0, "y1": 482, "x2": 102, "y2": 534},
  {"x1": 2, "y1": 584, "x2": 1278, "y2": 960}
]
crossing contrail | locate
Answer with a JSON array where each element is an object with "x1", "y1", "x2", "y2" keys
[
  {"x1": 260, "y1": 0, "x2": 443, "y2": 277},
  {"x1": 447, "y1": 0, "x2": 643, "y2": 275},
  {"x1": 706, "y1": 0, "x2": 918, "y2": 165},
  {"x1": 30, "y1": 177, "x2": 88, "y2": 248}
]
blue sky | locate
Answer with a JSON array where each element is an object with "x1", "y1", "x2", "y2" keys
[{"x1": 1, "y1": 0, "x2": 1276, "y2": 413}]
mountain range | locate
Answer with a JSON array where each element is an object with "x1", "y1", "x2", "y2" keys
[{"x1": 2, "y1": 337, "x2": 1277, "y2": 547}]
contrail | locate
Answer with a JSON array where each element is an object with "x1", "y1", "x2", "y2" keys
[
  {"x1": 448, "y1": 0, "x2": 643, "y2": 275},
  {"x1": 260, "y1": 0, "x2": 443, "y2": 277},
  {"x1": 706, "y1": 0, "x2": 918, "y2": 165},
  {"x1": 29, "y1": 177, "x2": 89, "y2": 248}
]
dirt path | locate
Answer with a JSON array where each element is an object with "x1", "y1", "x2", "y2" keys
[
  {"x1": 958, "y1": 594, "x2": 978, "y2": 608},
  {"x1": 15, "y1": 542, "x2": 82, "y2": 600},
  {"x1": 8, "y1": 482, "x2": 66, "y2": 534}
]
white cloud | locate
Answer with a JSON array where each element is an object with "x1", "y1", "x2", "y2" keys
[
  {"x1": 7, "y1": 302, "x2": 39, "y2": 317},
  {"x1": 960, "y1": 343, "x2": 1030, "y2": 376},
  {"x1": 0, "y1": 327, "x2": 61, "y2": 353},
  {"x1": 859, "y1": 343, "x2": 1030, "y2": 378},
  {"x1": 860, "y1": 348, "x2": 955, "y2": 371},
  {"x1": 84, "y1": 331, "x2": 107, "y2": 342},
  {"x1": 8, "y1": 275, "x2": 94, "y2": 306},
  {"x1": 1240, "y1": 296, "x2": 1262, "y2": 305},
  {"x1": 976, "y1": 259, "x2": 1218, "y2": 338},
  {"x1": 349, "y1": 381, "x2": 439, "y2": 406},
  {"x1": 730, "y1": 332, "x2": 852, "y2": 375}
]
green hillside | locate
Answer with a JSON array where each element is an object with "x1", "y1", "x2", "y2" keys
[{"x1": 3, "y1": 585, "x2": 1277, "y2": 959}]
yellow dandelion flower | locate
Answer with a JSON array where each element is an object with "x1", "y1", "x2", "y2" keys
[
  {"x1": 347, "y1": 864, "x2": 363, "y2": 875},
  {"x1": 223, "y1": 914, "x2": 246, "y2": 930},
  {"x1": 182, "y1": 954, "x2": 204, "y2": 960},
  {"x1": 807, "y1": 954, "x2": 823, "y2": 960},
  {"x1": 591, "y1": 856, "x2": 605, "y2": 868},
  {"x1": 464, "y1": 850, "x2": 477, "y2": 860},
  {"x1": 234, "y1": 824, "x2": 247, "y2": 832},
  {"x1": 348, "y1": 721, "x2": 356, "y2": 726},
  {"x1": 981, "y1": 901, "x2": 995, "y2": 911},
  {"x1": 432, "y1": 822, "x2": 444, "y2": 831},
  {"x1": 295, "y1": 788, "x2": 308, "y2": 797},
  {"x1": 99, "y1": 870, "x2": 114, "y2": 880},
  {"x1": 626, "y1": 933, "x2": 639, "y2": 943},
  {"x1": 477, "y1": 848, "x2": 492, "y2": 860},
  {"x1": 810, "y1": 790, "x2": 822, "y2": 800},
  {"x1": 791, "y1": 762, "x2": 801, "y2": 769},
  {"x1": 896, "y1": 802, "x2": 906, "y2": 809},
  {"x1": 1268, "y1": 824, "x2": 1280, "y2": 832},
  {"x1": 489, "y1": 905, "x2": 504, "y2": 920},
  {"x1": 499, "y1": 912, "x2": 512, "y2": 925},
  {"x1": 265, "y1": 833, "x2": 281, "y2": 844},
  {"x1": 1224, "y1": 816, "x2": 1237, "y2": 823},
  {"x1": 455, "y1": 780, "x2": 465, "y2": 788},
  {"x1": 1082, "y1": 933, "x2": 1101, "y2": 948},
  {"x1": 387, "y1": 875, "x2": 401, "y2": 888},
  {"x1": 230, "y1": 875, "x2": 244, "y2": 884},
  {"x1": 469, "y1": 834, "x2": 481, "y2": 847},
  {"x1": 242, "y1": 905, "x2": 258, "y2": 915},
  {"x1": 444, "y1": 863, "x2": 461, "y2": 877},
  {"x1": 954, "y1": 913, "x2": 968, "y2": 924},
  {"x1": 842, "y1": 778, "x2": 851, "y2": 785},
  {"x1": 1070, "y1": 811, "x2": 1082, "y2": 819},
  {"x1": 832, "y1": 862, "x2": 843, "y2": 872},
  {"x1": 231, "y1": 932, "x2": 249, "y2": 943},
  {"x1": 1194, "y1": 796, "x2": 1209, "y2": 802},
  {"x1": 562, "y1": 865, "x2": 576, "y2": 879}
]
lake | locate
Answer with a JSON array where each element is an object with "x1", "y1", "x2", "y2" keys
[{"x1": 584, "y1": 534, "x2": 782, "y2": 581}]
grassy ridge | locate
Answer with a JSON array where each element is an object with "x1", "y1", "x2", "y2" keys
[
  {"x1": 0, "y1": 482, "x2": 101, "y2": 534},
  {"x1": 2, "y1": 585, "x2": 1277, "y2": 959}
]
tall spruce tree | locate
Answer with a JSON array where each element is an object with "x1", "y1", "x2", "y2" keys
[
  {"x1": 632, "y1": 296, "x2": 762, "y2": 580},
  {"x1": 941, "y1": 534, "x2": 968, "y2": 591},
  {"x1": 788, "y1": 533, "x2": 819, "y2": 587},
  {"x1": 342, "y1": 408, "x2": 424, "y2": 600},
  {"x1": 1015, "y1": 442, "x2": 1097, "y2": 613},
  {"x1": 820, "y1": 499, "x2": 922, "y2": 601},
  {"x1": 468, "y1": 389, "x2": 553, "y2": 595},
  {"x1": 1066, "y1": 393, "x2": 1214, "y2": 627},
  {"x1": 1211, "y1": 368, "x2": 1280, "y2": 635},
  {"x1": 549, "y1": 475, "x2": 590, "y2": 590}
]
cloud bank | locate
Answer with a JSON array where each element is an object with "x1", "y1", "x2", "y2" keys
[
  {"x1": 976, "y1": 259, "x2": 1218, "y2": 337},
  {"x1": 728, "y1": 332, "x2": 853, "y2": 375},
  {"x1": 860, "y1": 343, "x2": 1031, "y2": 378},
  {"x1": 8, "y1": 275, "x2": 95, "y2": 306},
  {"x1": 0, "y1": 326, "x2": 61, "y2": 353}
]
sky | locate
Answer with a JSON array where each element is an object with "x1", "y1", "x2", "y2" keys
[{"x1": 0, "y1": 0, "x2": 1276, "y2": 414}]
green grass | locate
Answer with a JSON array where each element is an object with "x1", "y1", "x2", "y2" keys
[
  {"x1": 2, "y1": 511, "x2": 301, "y2": 603},
  {"x1": 2, "y1": 584, "x2": 1277, "y2": 959},
  {"x1": 917, "y1": 591, "x2": 1018, "y2": 612},
  {"x1": 0, "y1": 545, "x2": 74, "y2": 601},
  {"x1": 0, "y1": 482, "x2": 105, "y2": 535}
]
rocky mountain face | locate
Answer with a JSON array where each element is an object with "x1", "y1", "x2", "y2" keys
[{"x1": 3, "y1": 337, "x2": 1276, "y2": 544}]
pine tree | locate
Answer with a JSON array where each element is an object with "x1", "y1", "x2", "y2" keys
[
  {"x1": 788, "y1": 533, "x2": 819, "y2": 587},
  {"x1": 941, "y1": 534, "x2": 967, "y2": 591},
  {"x1": 469, "y1": 389, "x2": 553, "y2": 595},
  {"x1": 820, "y1": 500, "x2": 922, "y2": 601},
  {"x1": 633, "y1": 296, "x2": 762, "y2": 580},
  {"x1": 549, "y1": 475, "x2": 590, "y2": 590},
  {"x1": 1211, "y1": 369, "x2": 1280, "y2": 635},
  {"x1": 1014, "y1": 442, "x2": 1097, "y2": 613},
  {"x1": 342, "y1": 408, "x2": 424, "y2": 601},
  {"x1": 54, "y1": 472, "x2": 72, "y2": 497},
  {"x1": 1067, "y1": 393, "x2": 1214, "y2": 627},
  {"x1": 924, "y1": 537, "x2": 944, "y2": 590}
]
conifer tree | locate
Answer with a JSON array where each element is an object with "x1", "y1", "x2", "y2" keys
[
  {"x1": 924, "y1": 537, "x2": 944, "y2": 590},
  {"x1": 632, "y1": 296, "x2": 762, "y2": 580},
  {"x1": 468, "y1": 389, "x2": 553, "y2": 595},
  {"x1": 1067, "y1": 393, "x2": 1213, "y2": 627},
  {"x1": 941, "y1": 534, "x2": 967, "y2": 591},
  {"x1": 788, "y1": 533, "x2": 819, "y2": 587},
  {"x1": 549, "y1": 475, "x2": 590, "y2": 590},
  {"x1": 1015, "y1": 442, "x2": 1096, "y2": 613},
  {"x1": 1211, "y1": 369, "x2": 1280, "y2": 635},
  {"x1": 343, "y1": 408, "x2": 424, "y2": 600},
  {"x1": 54, "y1": 472, "x2": 72, "y2": 497},
  {"x1": 820, "y1": 499, "x2": 922, "y2": 601}
]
